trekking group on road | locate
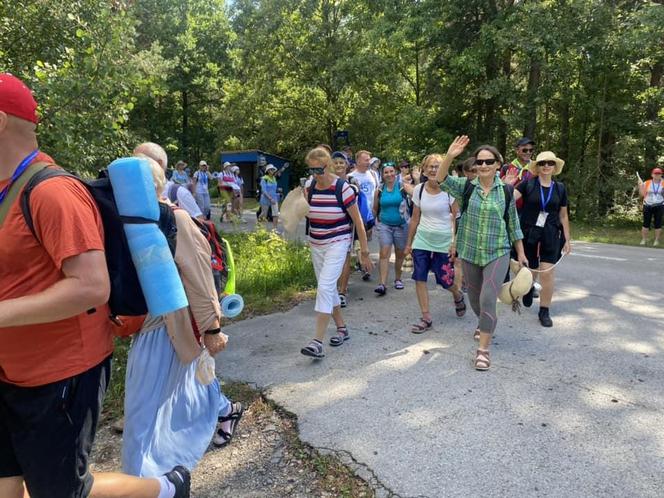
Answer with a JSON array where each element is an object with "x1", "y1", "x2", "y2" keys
[{"x1": 297, "y1": 135, "x2": 577, "y2": 372}]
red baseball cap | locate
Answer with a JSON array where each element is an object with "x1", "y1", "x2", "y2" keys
[
  {"x1": 0, "y1": 73, "x2": 39, "y2": 124},
  {"x1": 653, "y1": 167, "x2": 663, "y2": 175}
]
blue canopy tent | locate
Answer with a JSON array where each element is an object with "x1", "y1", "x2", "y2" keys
[{"x1": 220, "y1": 150, "x2": 291, "y2": 198}]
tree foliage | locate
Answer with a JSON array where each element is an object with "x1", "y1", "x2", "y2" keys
[{"x1": 2, "y1": 0, "x2": 662, "y2": 217}]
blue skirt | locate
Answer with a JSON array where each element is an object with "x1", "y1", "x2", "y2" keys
[{"x1": 122, "y1": 325, "x2": 222, "y2": 477}]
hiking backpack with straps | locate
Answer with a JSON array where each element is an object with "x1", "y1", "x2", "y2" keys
[
  {"x1": 306, "y1": 177, "x2": 375, "y2": 231},
  {"x1": 19, "y1": 164, "x2": 178, "y2": 318}
]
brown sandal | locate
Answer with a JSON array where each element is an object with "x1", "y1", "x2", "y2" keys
[
  {"x1": 475, "y1": 349, "x2": 490, "y2": 371},
  {"x1": 473, "y1": 328, "x2": 480, "y2": 341},
  {"x1": 411, "y1": 317, "x2": 433, "y2": 334}
]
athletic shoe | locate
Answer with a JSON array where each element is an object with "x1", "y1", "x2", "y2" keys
[
  {"x1": 164, "y1": 466, "x2": 191, "y2": 498},
  {"x1": 640, "y1": 239, "x2": 646, "y2": 245},
  {"x1": 538, "y1": 308, "x2": 553, "y2": 327},
  {"x1": 362, "y1": 271, "x2": 371, "y2": 281},
  {"x1": 655, "y1": 240, "x2": 660, "y2": 246},
  {"x1": 339, "y1": 293, "x2": 347, "y2": 308}
]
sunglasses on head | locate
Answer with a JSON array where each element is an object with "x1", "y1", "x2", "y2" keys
[
  {"x1": 474, "y1": 158, "x2": 497, "y2": 166},
  {"x1": 537, "y1": 161, "x2": 556, "y2": 167},
  {"x1": 521, "y1": 148, "x2": 534, "y2": 153}
]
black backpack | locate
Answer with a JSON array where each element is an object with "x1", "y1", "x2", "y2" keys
[{"x1": 21, "y1": 166, "x2": 177, "y2": 318}]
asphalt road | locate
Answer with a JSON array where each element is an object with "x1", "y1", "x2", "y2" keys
[{"x1": 217, "y1": 214, "x2": 664, "y2": 497}]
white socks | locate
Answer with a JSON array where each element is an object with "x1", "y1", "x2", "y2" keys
[{"x1": 157, "y1": 475, "x2": 176, "y2": 498}]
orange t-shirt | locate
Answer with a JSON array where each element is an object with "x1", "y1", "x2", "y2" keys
[{"x1": 0, "y1": 153, "x2": 113, "y2": 387}]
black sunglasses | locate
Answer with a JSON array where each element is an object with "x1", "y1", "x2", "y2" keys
[
  {"x1": 536, "y1": 161, "x2": 556, "y2": 167},
  {"x1": 475, "y1": 158, "x2": 497, "y2": 166},
  {"x1": 521, "y1": 148, "x2": 534, "y2": 153},
  {"x1": 308, "y1": 167, "x2": 326, "y2": 175}
]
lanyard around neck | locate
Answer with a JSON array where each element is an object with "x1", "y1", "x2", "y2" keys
[
  {"x1": 539, "y1": 178, "x2": 554, "y2": 211},
  {"x1": 0, "y1": 149, "x2": 39, "y2": 205}
]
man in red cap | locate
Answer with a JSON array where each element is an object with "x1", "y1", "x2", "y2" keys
[
  {"x1": 639, "y1": 164, "x2": 663, "y2": 246},
  {"x1": 0, "y1": 74, "x2": 190, "y2": 497}
]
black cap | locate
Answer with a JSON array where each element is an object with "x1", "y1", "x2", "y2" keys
[{"x1": 516, "y1": 137, "x2": 535, "y2": 147}]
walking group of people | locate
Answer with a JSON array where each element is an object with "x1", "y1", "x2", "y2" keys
[
  {"x1": 0, "y1": 74, "x2": 242, "y2": 498},
  {"x1": 299, "y1": 135, "x2": 574, "y2": 371}
]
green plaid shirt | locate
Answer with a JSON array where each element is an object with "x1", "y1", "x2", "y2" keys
[{"x1": 441, "y1": 175, "x2": 523, "y2": 267}]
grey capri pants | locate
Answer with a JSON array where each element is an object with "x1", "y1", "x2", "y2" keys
[{"x1": 462, "y1": 254, "x2": 510, "y2": 334}]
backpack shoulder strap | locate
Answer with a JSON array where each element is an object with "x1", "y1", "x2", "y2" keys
[
  {"x1": 20, "y1": 166, "x2": 77, "y2": 241},
  {"x1": 335, "y1": 178, "x2": 348, "y2": 214},
  {"x1": 0, "y1": 162, "x2": 52, "y2": 228},
  {"x1": 461, "y1": 180, "x2": 475, "y2": 215},
  {"x1": 417, "y1": 183, "x2": 425, "y2": 202},
  {"x1": 307, "y1": 178, "x2": 316, "y2": 204},
  {"x1": 502, "y1": 183, "x2": 514, "y2": 226}
]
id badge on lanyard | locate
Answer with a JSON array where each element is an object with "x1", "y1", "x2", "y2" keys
[{"x1": 536, "y1": 180, "x2": 554, "y2": 227}]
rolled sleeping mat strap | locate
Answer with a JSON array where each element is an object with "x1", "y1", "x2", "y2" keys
[
  {"x1": 221, "y1": 293, "x2": 244, "y2": 319},
  {"x1": 107, "y1": 157, "x2": 160, "y2": 221},
  {"x1": 124, "y1": 224, "x2": 188, "y2": 316},
  {"x1": 222, "y1": 238, "x2": 236, "y2": 295}
]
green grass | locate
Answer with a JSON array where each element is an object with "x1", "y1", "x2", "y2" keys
[
  {"x1": 571, "y1": 217, "x2": 662, "y2": 248},
  {"x1": 103, "y1": 229, "x2": 316, "y2": 419}
]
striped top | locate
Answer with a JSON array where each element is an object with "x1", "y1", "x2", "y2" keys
[{"x1": 307, "y1": 179, "x2": 356, "y2": 246}]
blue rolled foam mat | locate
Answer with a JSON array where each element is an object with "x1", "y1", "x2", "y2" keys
[
  {"x1": 124, "y1": 223, "x2": 188, "y2": 316},
  {"x1": 108, "y1": 157, "x2": 160, "y2": 221}
]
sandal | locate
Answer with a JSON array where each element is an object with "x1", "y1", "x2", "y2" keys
[
  {"x1": 213, "y1": 401, "x2": 244, "y2": 448},
  {"x1": 454, "y1": 295, "x2": 467, "y2": 317},
  {"x1": 411, "y1": 317, "x2": 433, "y2": 334},
  {"x1": 330, "y1": 326, "x2": 350, "y2": 347},
  {"x1": 394, "y1": 279, "x2": 404, "y2": 290},
  {"x1": 374, "y1": 284, "x2": 386, "y2": 296},
  {"x1": 300, "y1": 339, "x2": 325, "y2": 359},
  {"x1": 473, "y1": 328, "x2": 480, "y2": 341},
  {"x1": 475, "y1": 349, "x2": 491, "y2": 371}
]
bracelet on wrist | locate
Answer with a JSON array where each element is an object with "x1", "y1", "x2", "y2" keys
[{"x1": 204, "y1": 328, "x2": 221, "y2": 335}]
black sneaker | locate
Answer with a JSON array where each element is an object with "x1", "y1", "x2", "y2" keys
[
  {"x1": 522, "y1": 286, "x2": 534, "y2": 308},
  {"x1": 362, "y1": 271, "x2": 371, "y2": 281},
  {"x1": 538, "y1": 309, "x2": 553, "y2": 327},
  {"x1": 164, "y1": 466, "x2": 191, "y2": 498}
]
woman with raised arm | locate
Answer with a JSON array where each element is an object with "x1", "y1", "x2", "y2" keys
[{"x1": 436, "y1": 137, "x2": 528, "y2": 371}]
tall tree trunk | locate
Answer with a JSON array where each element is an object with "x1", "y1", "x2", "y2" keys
[
  {"x1": 497, "y1": 50, "x2": 511, "y2": 156},
  {"x1": 645, "y1": 61, "x2": 663, "y2": 168},
  {"x1": 181, "y1": 89, "x2": 189, "y2": 157},
  {"x1": 523, "y1": 59, "x2": 540, "y2": 139},
  {"x1": 415, "y1": 41, "x2": 421, "y2": 107},
  {"x1": 559, "y1": 99, "x2": 570, "y2": 161}
]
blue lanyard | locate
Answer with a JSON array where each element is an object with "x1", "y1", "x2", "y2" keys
[
  {"x1": 652, "y1": 181, "x2": 661, "y2": 197},
  {"x1": 0, "y1": 149, "x2": 40, "y2": 206},
  {"x1": 539, "y1": 179, "x2": 554, "y2": 211}
]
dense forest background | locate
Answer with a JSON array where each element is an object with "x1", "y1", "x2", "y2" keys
[{"x1": 2, "y1": 0, "x2": 663, "y2": 218}]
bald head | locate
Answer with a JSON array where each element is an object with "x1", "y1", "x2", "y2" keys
[{"x1": 133, "y1": 142, "x2": 168, "y2": 170}]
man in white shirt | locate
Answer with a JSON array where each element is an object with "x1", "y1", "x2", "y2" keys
[{"x1": 349, "y1": 150, "x2": 379, "y2": 212}]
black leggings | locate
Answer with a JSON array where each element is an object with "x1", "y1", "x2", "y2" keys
[{"x1": 643, "y1": 204, "x2": 663, "y2": 229}]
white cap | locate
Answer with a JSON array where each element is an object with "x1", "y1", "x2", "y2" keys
[
  {"x1": 231, "y1": 165, "x2": 240, "y2": 172},
  {"x1": 266, "y1": 164, "x2": 277, "y2": 172},
  {"x1": 199, "y1": 160, "x2": 208, "y2": 166},
  {"x1": 370, "y1": 157, "x2": 380, "y2": 166},
  {"x1": 223, "y1": 161, "x2": 231, "y2": 167}
]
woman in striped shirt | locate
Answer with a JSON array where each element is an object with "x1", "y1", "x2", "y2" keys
[{"x1": 301, "y1": 147, "x2": 373, "y2": 359}]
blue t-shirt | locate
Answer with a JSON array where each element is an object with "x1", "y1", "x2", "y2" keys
[
  {"x1": 378, "y1": 183, "x2": 406, "y2": 226},
  {"x1": 260, "y1": 176, "x2": 278, "y2": 205}
]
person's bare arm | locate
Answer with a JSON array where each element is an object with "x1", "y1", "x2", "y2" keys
[
  {"x1": 560, "y1": 206, "x2": 572, "y2": 255},
  {"x1": 435, "y1": 136, "x2": 470, "y2": 183},
  {"x1": 0, "y1": 250, "x2": 110, "y2": 327}
]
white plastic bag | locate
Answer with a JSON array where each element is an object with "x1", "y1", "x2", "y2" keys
[{"x1": 195, "y1": 349, "x2": 216, "y2": 385}]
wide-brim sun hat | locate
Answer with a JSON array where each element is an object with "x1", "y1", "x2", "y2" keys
[
  {"x1": 532, "y1": 151, "x2": 564, "y2": 176},
  {"x1": 498, "y1": 265, "x2": 533, "y2": 306},
  {"x1": 265, "y1": 164, "x2": 277, "y2": 172},
  {"x1": 280, "y1": 187, "x2": 310, "y2": 234}
]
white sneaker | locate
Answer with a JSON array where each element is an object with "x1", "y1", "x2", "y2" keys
[
  {"x1": 640, "y1": 239, "x2": 647, "y2": 245},
  {"x1": 533, "y1": 282, "x2": 542, "y2": 298},
  {"x1": 655, "y1": 240, "x2": 660, "y2": 246}
]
